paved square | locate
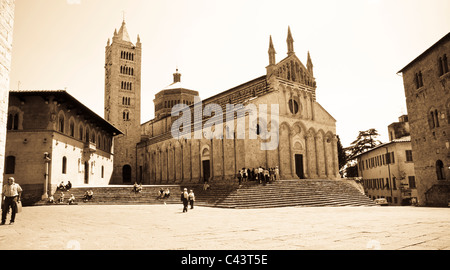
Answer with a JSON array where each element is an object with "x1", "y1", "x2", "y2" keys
[{"x1": 0, "y1": 204, "x2": 449, "y2": 250}]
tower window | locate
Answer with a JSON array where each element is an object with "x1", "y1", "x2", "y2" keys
[
  {"x1": 7, "y1": 113, "x2": 19, "y2": 130},
  {"x1": 438, "y1": 54, "x2": 448, "y2": 76},
  {"x1": 415, "y1": 71, "x2": 424, "y2": 89},
  {"x1": 123, "y1": 110, "x2": 130, "y2": 121}
]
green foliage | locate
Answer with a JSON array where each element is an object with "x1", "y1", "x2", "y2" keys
[{"x1": 348, "y1": 128, "x2": 382, "y2": 159}]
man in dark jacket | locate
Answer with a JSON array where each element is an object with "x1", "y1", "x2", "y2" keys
[{"x1": 180, "y1": 188, "x2": 189, "y2": 213}]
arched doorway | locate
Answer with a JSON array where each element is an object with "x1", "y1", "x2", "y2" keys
[
  {"x1": 436, "y1": 160, "x2": 445, "y2": 180},
  {"x1": 123, "y1": 165, "x2": 132, "y2": 183},
  {"x1": 201, "y1": 147, "x2": 210, "y2": 183}
]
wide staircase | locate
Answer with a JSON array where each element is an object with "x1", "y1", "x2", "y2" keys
[{"x1": 36, "y1": 179, "x2": 376, "y2": 208}]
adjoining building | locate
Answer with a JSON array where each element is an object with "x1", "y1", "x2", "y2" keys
[
  {"x1": 0, "y1": 0, "x2": 16, "y2": 209},
  {"x1": 355, "y1": 115, "x2": 417, "y2": 206},
  {"x1": 4, "y1": 90, "x2": 122, "y2": 204},
  {"x1": 397, "y1": 32, "x2": 450, "y2": 206}
]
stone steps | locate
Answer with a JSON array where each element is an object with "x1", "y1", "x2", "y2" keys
[{"x1": 34, "y1": 179, "x2": 376, "y2": 208}]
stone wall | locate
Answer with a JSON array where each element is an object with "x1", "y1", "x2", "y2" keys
[
  {"x1": 0, "y1": 0, "x2": 15, "y2": 208},
  {"x1": 401, "y1": 33, "x2": 450, "y2": 206}
]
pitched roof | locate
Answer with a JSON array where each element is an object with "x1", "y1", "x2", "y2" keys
[
  {"x1": 117, "y1": 21, "x2": 132, "y2": 43},
  {"x1": 397, "y1": 32, "x2": 450, "y2": 73},
  {"x1": 9, "y1": 90, "x2": 123, "y2": 135}
]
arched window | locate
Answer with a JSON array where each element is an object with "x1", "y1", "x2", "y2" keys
[
  {"x1": 59, "y1": 115, "x2": 65, "y2": 133},
  {"x1": 69, "y1": 121, "x2": 75, "y2": 137},
  {"x1": 289, "y1": 99, "x2": 299, "y2": 114},
  {"x1": 98, "y1": 135, "x2": 102, "y2": 149},
  {"x1": 85, "y1": 128, "x2": 90, "y2": 143},
  {"x1": 62, "y1": 156, "x2": 67, "y2": 174},
  {"x1": 7, "y1": 113, "x2": 19, "y2": 130},
  {"x1": 79, "y1": 125, "x2": 84, "y2": 141},
  {"x1": 436, "y1": 160, "x2": 445, "y2": 180},
  {"x1": 101, "y1": 166, "x2": 104, "y2": 178},
  {"x1": 5, "y1": 156, "x2": 15, "y2": 174}
]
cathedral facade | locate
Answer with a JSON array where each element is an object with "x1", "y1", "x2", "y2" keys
[{"x1": 105, "y1": 23, "x2": 339, "y2": 185}]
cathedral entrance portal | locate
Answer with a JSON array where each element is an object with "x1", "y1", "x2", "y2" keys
[
  {"x1": 295, "y1": 154, "x2": 305, "y2": 179},
  {"x1": 202, "y1": 160, "x2": 210, "y2": 182}
]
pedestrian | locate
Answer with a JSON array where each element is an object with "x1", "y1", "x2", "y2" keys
[
  {"x1": 242, "y1": 168, "x2": 248, "y2": 182},
  {"x1": 237, "y1": 169, "x2": 242, "y2": 185},
  {"x1": 275, "y1": 166, "x2": 280, "y2": 181},
  {"x1": 259, "y1": 166, "x2": 264, "y2": 184},
  {"x1": 188, "y1": 190, "x2": 195, "y2": 209},
  {"x1": 1, "y1": 177, "x2": 23, "y2": 225},
  {"x1": 180, "y1": 188, "x2": 189, "y2": 212}
]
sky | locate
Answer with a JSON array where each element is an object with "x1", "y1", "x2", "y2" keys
[{"x1": 8, "y1": 0, "x2": 450, "y2": 147}]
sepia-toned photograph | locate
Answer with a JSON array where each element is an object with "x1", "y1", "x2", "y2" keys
[{"x1": 0, "y1": 0, "x2": 449, "y2": 264}]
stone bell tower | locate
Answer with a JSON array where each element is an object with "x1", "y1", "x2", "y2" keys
[{"x1": 104, "y1": 20, "x2": 142, "y2": 184}]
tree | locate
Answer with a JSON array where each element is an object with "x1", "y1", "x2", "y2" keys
[
  {"x1": 348, "y1": 128, "x2": 382, "y2": 160},
  {"x1": 336, "y1": 135, "x2": 347, "y2": 177}
]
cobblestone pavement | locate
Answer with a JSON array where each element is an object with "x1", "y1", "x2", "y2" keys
[{"x1": 0, "y1": 204, "x2": 449, "y2": 250}]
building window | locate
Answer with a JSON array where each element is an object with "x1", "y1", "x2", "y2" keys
[
  {"x1": 123, "y1": 110, "x2": 130, "y2": 121},
  {"x1": 408, "y1": 176, "x2": 416, "y2": 189},
  {"x1": 70, "y1": 122, "x2": 75, "y2": 137},
  {"x1": 288, "y1": 99, "x2": 299, "y2": 114},
  {"x1": 101, "y1": 166, "x2": 104, "y2": 178},
  {"x1": 405, "y1": 150, "x2": 413, "y2": 162},
  {"x1": 436, "y1": 160, "x2": 445, "y2": 180},
  {"x1": 429, "y1": 109, "x2": 440, "y2": 129},
  {"x1": 62, "y1": 157, "x2": 67, "y2": 174},
  {"x1": 415, "y1": 71, "x2": 424, "y2": 89},
  {"x1": 438, "y1": 54, "x2": 448, "y2": 76},
  {"x1": 98, "y1": 135, "x2": 102, "y2": 149},
  {"x1": 7, "y1": 113, "x2": 19, "y2": 130},
  {"x1": 59, "y1": 115, "x2": 65, "y2": 133},
  {"x1": 5, "y1": 156, "x2": 15, "y2": 174},
  {"x1": 85, "y1": 129, "x2": 90, "y2": 143},
  {"x1": 79, "y1": 126, "x2": 84, "y2": 141}
]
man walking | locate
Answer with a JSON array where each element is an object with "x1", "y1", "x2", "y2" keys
[
  {"x1": 181, "y1": 188, "x2": 189, "y2": 213},
  {"x1": 188, "y1": 190, "x2": 195, "y2": 209},
  {"x1": 2, "y1": 177, "x2": 22, "y2": 225}
]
